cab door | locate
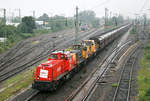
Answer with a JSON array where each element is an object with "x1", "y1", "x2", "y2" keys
[
  {"x1": 60, "y1": 54, "x2": 66, "y2": 72},
  {"x1": 64, "y1": 55, "x2": 70, "y2": 71}
]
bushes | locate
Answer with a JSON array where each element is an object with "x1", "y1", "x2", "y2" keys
[
  {"x1": 140, "y1": 89, "x2": 150, "y2": 101},
  {"x1": 0, "y1": 25, "x2": 18, "y2": 37},
  {"x1": 144, "y1": 46, "x2": 150, "y2": 60},
  {"x1": 0, "y1": 25, "x2": 22, "y2": 54},
  {"x1": 145, "y1": 46, "x2": 150, "y2": 50}
]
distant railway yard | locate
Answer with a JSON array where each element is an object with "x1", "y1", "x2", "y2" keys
[{"x1": 0, "y1": 23, "x2": 149, "y2": 101}]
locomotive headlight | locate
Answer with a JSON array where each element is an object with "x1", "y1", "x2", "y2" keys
[{"x1": 37, "y1": 76, "x2": 39, "y2": 79}]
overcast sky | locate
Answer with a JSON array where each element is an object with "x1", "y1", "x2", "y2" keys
[{"x1": 0, "y1": 0, "x2": 150, "y2": 18}]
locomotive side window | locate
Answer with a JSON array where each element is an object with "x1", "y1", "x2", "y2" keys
[
  {"x1": 69, "y1": 56, "x2": 71, "y2": 60},
  {"x1": 65, "y1": 55, "x2": 68, "y2": 60},
  {"x1": 61, "y1": 55, "x2": 65, "y2": 59},
  {"x1": 49, "y1": 54, "x2": 58, "y2": 59}
]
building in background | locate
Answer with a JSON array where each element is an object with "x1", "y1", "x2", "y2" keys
[{"x1": 0, "y1": 38, "x2": 7, "y2": 42}]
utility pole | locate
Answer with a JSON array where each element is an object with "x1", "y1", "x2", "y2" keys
[
  {"x1": 114, "y1": 13, "x2": 118, "y2": 26},
  {"x1": 65, "y1": 18, "x2": 68, "y2": 27},
  {"x1": 110, "y1": 11, "x2": 112, "y2": 25},
  {"x1": 3, "y1": 9, "x2": 6, "y2": 25},
  {"x1": 14, "y1": 9, "x2": 21, "y2": 23},
  {"x1": 3, "y1": 9, "x2": 6, "y2": 48},
  {"x1": 143, "y1": 14, "x2": 147, "y2": 30},
  {"x1": 11, "y1": 12, "x2": 14, "y2": 22},
  {"x1": 143, "y1": 14, "x2": 146, "y2": 26},
  {"x1": 33, "y1": 10, "x2": 35, "y2": 18},
  {"x1": 110, "y1": 11, "x2": 112, "y2": 19},
  {"x1": 134, "y1": 14, "x2": 139, "y2": 25},
  {"x1": 19, "y1": 9, "x2": 21, "y2": 22},
  {"x1": 75, "y1": 6, "x2": 79, "y2": 44},
  {"x1": 105, "y1": 8, "x2": 108, "y2": 27}
]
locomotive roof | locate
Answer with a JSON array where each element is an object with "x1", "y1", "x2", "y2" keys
[
  {"x1": 40, "y1": 60, "x2": 62, "y2": 68},
  {"x1": 97, "y1": 24, "x2": 129, "y2": 40},
  {"x1": 52, "y1": 50, "x2": 71, "y2": 55}
]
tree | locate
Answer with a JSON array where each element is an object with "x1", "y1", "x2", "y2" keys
[
  {"x1": 50, "y1": 15, "x2": 66, "y2": 32},
  {"x1": 38, "y1": 13, "x2": 49, "y2": 21},
  {"x1": 0, "y1": 25, "x2": 18, "y2": 37},
  {"x1": 78, "y1": 10, "x2": 99, "y2": 27},
  {"x1": 20, "y1": 16, "x2": 36, "y2": 33}
]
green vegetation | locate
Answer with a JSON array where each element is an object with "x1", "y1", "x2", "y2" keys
[
  {"x1": 0, "y1": 68, "x2": 33, "y2": 101},
  {"x1": 0, "y1": 25, "x2": 22, "y2": 53},
  {"x1": 19, "y1": 16, "x2": 36, "y2": 33},
  {"x1": 130, "y1": 26, "x2": 136, "y2": 34},
  {"x1": 112, "y1": 83, "x2": 118, "y2": 87},
  {"x1": 78, "y1": 10, "x2": 100, "y2": 28},
  {"x1": 138, "y1": 44, "x2": 150, "y2": 101}
]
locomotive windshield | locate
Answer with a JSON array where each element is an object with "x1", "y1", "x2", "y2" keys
[
  {"x1": 49, "y1": 54, "x2": 58, "y2": 59},
  {"x1": 82, "y1": 41, "x2": 92, "y2": 46}
]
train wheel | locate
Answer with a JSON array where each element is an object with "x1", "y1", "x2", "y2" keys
[
  {"x1": 32, "y1": 83, "x2": 35, "y2": 89},
  {"x1": 94, "y1": 52, "x2": 97, "y2": 56},
  {"x1": 84, "y1": 60, "x2": 87, "y2": 65},
  {"x1": 53, "y1": 81, "x2": 59, "y2": 91},
  {"x1": 74, "y1": 65, "x2": 80, "y2": 73},
  {"x1": 65, "y1": 72, "x2": 72, "y2": 80},
  {"x1": 53, "y1": 84, "x2": 57, "y2": 91}
]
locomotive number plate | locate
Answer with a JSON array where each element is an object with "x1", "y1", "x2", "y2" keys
[{"x1": 40, "y1": 69, "x2": 48, "y2": 78}]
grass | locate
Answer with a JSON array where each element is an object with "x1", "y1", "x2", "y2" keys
[
  {"x1": 0, "y1": 59, "x2": 47, "y2": 101},
  {"x1": 112, "y1": 83, "x2": 118, "y2": 87},
  {"x1": 138, "y1": 44, "x2": 150, "y2": 101},
  {"x1": 0, "y1": 69, "x2": 33, "y2": 101}
]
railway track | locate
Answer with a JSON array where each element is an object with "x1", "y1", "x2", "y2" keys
[
  {"x1": 65, "y1": 40, "x2": 134, "y2": 101},
  {"x1": 112, "y1": 43, "x2": 140, "y2": 101},
  {"x1": 0, "y1": 29, "x2": 74, "y2": 67}
]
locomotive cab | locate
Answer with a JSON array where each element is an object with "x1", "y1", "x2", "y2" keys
[{"x1": 81, "y1": 40, "x2": 96, "y2": 58}]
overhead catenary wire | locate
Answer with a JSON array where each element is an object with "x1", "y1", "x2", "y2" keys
[
  {"x1": 139, "y1": 0, "x2": 149, "y2": 13},
  {"x1": 90, "y1": 0, "x2": 111, "y2": 10}
]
